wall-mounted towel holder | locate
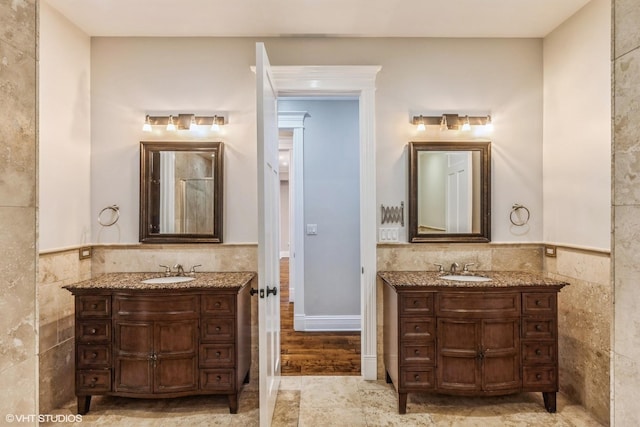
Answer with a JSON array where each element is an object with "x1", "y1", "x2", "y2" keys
[
  {"x1": 510, "y1": 203, "x2": 530, "y2": 226},
  {"x1": 98, "y1": 205, "x2": 120, "y2": 227},
  {"x1": 381, "y1": 202, "x2": 404, "y2": 227}
]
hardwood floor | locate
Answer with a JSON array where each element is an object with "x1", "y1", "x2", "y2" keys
[{"x1": 279, "y1": 258, "x2": 361, "y2": 376}]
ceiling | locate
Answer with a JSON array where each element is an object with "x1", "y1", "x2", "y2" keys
[{"x1": 44, "y1": 0, "x2": 591, "y2": 38}]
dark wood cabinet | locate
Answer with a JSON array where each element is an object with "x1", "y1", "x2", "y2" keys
[
  {"x1": 67, "y1": 279, "x2": 252, "y2": 415},
  {"x1": 382, "y1": 274, "x2": 565, "y2": 415}
]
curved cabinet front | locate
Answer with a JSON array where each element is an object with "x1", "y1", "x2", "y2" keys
[
  {"x1": 69, "y1": 285, "x2": 251, "y2": 415},
  {"x1": 383, "y1": 280, "x2": 563, "y2": 414}
]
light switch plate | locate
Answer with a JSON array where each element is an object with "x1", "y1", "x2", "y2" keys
[
  {"x1": 79, "y1": 246, "x2": 92, "y2": 260},
  {"x1": 306, "y1": 224, "x2": 318, "y2": 235},
  {"x1": 379, "y1": 227, "x2": 399, "y2": 242}
]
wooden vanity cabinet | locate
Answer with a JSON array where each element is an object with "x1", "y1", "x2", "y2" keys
[
  {"x1": 383, "y1": 281, "x2": 563, "y2": 414},
  {"x1": 70, "y1": 284, "x2": 251, "y2": 415}
]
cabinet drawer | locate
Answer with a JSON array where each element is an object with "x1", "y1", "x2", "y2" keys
[
  {"x1": 200, "y1": 369, "x2": 235, "y2": 390},
  {"x1": 77, "y1": 296, "x2": 111, "y2": 318},
  {"x1": 400, "y1": 319, "x2": 436, "y2": 340},
  {"x1": 522, "y1": 366, "x2": 557, "y2": 389},
  {"x1": 78, "y1": 344, "x2": 111, "y2": 368},
  {"x1": 400, "y1": 368, "x2": 435, "y2": 389},
  {"x1": 200, "y1": 344, "x2": 235, "y2": 367},
  {"x1": 77, "y1": 370, "x2": 112, "y2": 393},
  {"x1": 522, "y1": 342, "x2": 556, "y2": 364},
  {"x1": 437, "y1": 292, "x2": 520, "y2": 318},
  {"x1": 522, "y1": 293, "x2": 556, "y2": 315},
  {"x1": 77, "y1": 321, "x2": 111, "y2": 342},
  {"x1": 202, "y1": 295, "x2": 236, "y2": 316},
  {"x1": 522, "y1": 317, "x2": 556, "y2": 339},
  {"x1": 114, "y1": 295, "x2": 198, "y2": 319},
  {"x1": 201, "y1": 318, "x2": 236, "y2": 341},
  {"x1": 400, "y1": 293, "x2": 434, "y2": 316},
  {"x1": 401, "y1": 343, "x2": 435, "y2": 365}
]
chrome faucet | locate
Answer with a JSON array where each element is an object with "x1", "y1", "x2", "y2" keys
[
  {"x1": 450, "y1": 262, "x2": 460, "y2": 274},
  {"x1": 174, "y1": 264, "x2": 185, "y2": 276}
]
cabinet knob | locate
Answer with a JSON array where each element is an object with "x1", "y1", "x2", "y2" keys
[
  {"x1": 91, "y1": 352, "x2": 98, "y2": 359},
  {"x1": 413, "y1": 300, "x2": 419, "y2": 306},
  {"x1": 535, "y1": 349, "x2": 542, "y2": 356},
  {"x1": 216, "y1": 375, "x2": 222, "y2": 382},
  {"x1": 90, "y1": 328, "x2": 97, "y2": 334},
  {"x1": 216, "y1": 351, "x2": 221, "y2": 358},
  {"x1": 215, "y1": 301, "x2": 221, "y2": 307},
  {"x1": 414, "y1": 349, "x2": 420, "y2": 355},
  {"x1": 536, "y1": 373, "x2": 542, "y2": 380},
  {"x1": 414, "y1": 374, "x2": 420, "y2": 381},
  {"x1": 414, "y1": 325, "x2": 420, "y2": 331},
  {"x1": 89, "y1": 377, "x2": 98, "y2": 388},
  {"x1": 91, "y1": 303, "x2": 98, "y2": 309},
  {"x1": 535, "y1": 324, "x2": 543, "y2": 331},
  {"x1": 215, "y1": 326, "x2": 221, "y2": 332},
  {"x1": 535, "y1": 299, "x2": 542, "y2": 306}
]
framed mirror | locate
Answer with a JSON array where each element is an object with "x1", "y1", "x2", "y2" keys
[
  {"x1": 140, "y1": 141, "x2": 223, "y2": 243},
  {"x1": 408, "y1": 141, "x2": 491, "y2": 243}
]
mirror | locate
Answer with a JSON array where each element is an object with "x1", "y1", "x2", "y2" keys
[
  {"x1": 140, "y1": 141, "x2": 223, "y2": 243},
  {"x1": 408, "y1": 141, "x2": 491, "y2": 243}
]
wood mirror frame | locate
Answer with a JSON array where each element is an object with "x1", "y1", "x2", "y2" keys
[
  {"x1": 408, "y1": 141, "x2": 491, "y2": 243},
  {"x1": 140, "y1": 141, "x2": 224, "y2": 243}
]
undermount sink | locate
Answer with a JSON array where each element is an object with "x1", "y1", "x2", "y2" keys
[
  {"x1": 141, "y1": 276, "x2": 195, "y2": 284},
  {"x1": 440, "y1": 274, "x2": 492, "y2": 282}
]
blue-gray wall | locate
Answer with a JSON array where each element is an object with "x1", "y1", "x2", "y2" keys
[{"x1": 279, "y1": 99, "x2": 360, "y2": 317}]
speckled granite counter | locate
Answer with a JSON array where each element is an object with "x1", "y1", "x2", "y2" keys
[
  {"x1": 63, "y1": 271, "x2": 255, "y2": 291},
  {"x1": 378, "y1": 271, "x2": 568, "y2": 288}
]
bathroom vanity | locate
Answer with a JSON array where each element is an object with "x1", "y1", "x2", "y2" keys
[
  {"x1": 64, "y1": 271, "x2": 254, "y2": 415},
  {"x1": 379, "y1": 271, "x2": 567, "y2": 414}
]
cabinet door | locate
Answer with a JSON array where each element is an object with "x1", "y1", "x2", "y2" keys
[
  {"x1": 155, "y1": 320, "x2": 198, "y2": 393},
  {"x1": 437, "y1": 318, "x2": 481, "y2": 392},
  {"x1": 481, "y1": 319, "x2": 521, "y2": 392},
  {"x1": 114, "y1": 321, "x2": 153, "y2": 393},
  {"x1": 437, "y1": 318, "x2": 521, "y2": 393}
]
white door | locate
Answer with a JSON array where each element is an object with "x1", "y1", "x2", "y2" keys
[
  {"x1": 256, "y1": 42, "x2": 281, "y2": 427},
  {"x1": 446, "y1": 152, "x2": 473, "y2": 233}
]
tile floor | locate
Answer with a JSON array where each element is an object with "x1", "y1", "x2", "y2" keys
[{"x1": 45, "y1": 376, "x2": 604, "y2": 426}]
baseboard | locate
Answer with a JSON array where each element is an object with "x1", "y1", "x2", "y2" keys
[
  {"x1": 280, "y1": 251, "x2": 290, "y2": 258},
  {"x1": 289, "y1": 286, "x2": 295, "y2": 303},
  {"x1": 293, "y1": 314, "x2": 361, "y2": 332}
]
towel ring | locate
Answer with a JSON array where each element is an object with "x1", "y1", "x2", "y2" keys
[
  {"x1": 510, "y1": 204, "x2": 530, "y2": 226},
  {"x1": 98, "y1": 205, "x2": 120, "y2": 227}
]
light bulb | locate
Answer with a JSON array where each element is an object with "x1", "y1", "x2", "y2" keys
[
  {"x1": 166, "y1": 115, "x2": 176, "y2": 131},
  {"x1": 211, "y1": 115, "x2": 220, "y2": 132},
  {"x1": 461, "y1": 115, "x2": 471, "y2": 131},
  {"x1": 142, "y1": 115, "x2": 152, "y2": 132},
  {"x1": 189, "y1": 116, "x2": 197, "y2": 131},
  {"x1": 485, "y1": 115, "x2": 494, "y2": 131},
  {"x1": 439, "y1": 115, "x2": 448, "y2": 132}
]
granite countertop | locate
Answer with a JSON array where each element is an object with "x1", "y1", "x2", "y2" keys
[
  {"x1": 63, "y1": 271, "x2": 256, "y2": 291},
  {"x1": 378, "y1": 271, "x2": 568, "y2": 289}
]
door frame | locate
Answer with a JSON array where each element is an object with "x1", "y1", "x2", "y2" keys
[{"x1": 270, "y1": 65, "x2": 381, "y2": 379}]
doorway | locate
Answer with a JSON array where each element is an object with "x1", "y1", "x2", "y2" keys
[{"x1": 278, "y1": 98, "x2": 361, "y2": 375}]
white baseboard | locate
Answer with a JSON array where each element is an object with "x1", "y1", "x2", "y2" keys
[
  {"x1": 289, "y1": 286, "x2": 295, "y2": 303},
  {"x1": 293, "y1": 314, "x2": 361, "y2": 332},
  {"x1": 280, "y1": 251, "x2": 290, "y2": 259}
]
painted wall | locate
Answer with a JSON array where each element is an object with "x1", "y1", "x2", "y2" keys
[
  {"x1": 39, "y1": 2, "x2": 91, "y2": 252},
  {"x1": 87, "y1": 37, "x2": 544, "y2": 245},
  {"x1": 279, "y1": 99, "x2": 361, "y2": 318},
  {"x1": 543, "y1": 0, "x2": 611, "y2": 251}
]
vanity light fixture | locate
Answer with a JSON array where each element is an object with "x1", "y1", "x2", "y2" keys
[
  {"x1": 141, "y1": 113, "x2": 227, "y2": 132},
  {"x1": 412, "y1": 113, "x2": 493, "y2": 131}
]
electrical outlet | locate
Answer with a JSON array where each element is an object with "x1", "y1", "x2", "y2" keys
[
  {"x1": 544, "y1": 245, "x2": 557, "y2": 257},
  {"x1": 306, "y1": 224, "x2": 318, "y2": 235}
]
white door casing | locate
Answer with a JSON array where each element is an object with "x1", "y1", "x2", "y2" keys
[
  {"x1": 270, "y1": 65, "x2": 381, "y2": 380},
  {"x1": 256, "y1": 42, "x2": 281, "y2": 427}
]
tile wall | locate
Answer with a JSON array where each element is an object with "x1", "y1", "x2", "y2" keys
[
  {"x1": 613, "y1": 0, "x2": 640, "y2": 425},
  {"x1": 0, "y1": 0, "x2": 38, "y2": 419}
]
